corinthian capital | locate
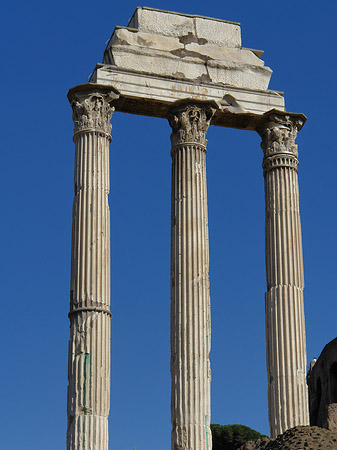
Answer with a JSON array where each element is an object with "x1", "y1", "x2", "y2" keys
[
  {"x1": 71, "y1": 91, "x2": 117, "y2": 137},
  {"x1": 257, "y1": 110, "x2": 306, "y2": 159},
  {"x1": 169, "y1": 102, "x2": 216, "y2": 148}
]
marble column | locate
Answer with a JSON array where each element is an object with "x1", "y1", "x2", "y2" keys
[
  {"x1": 258, "y1": 111, "x2": 309, "y2": 437},
  {"x1": 169, "y1": 101, "x2": 216, "y2": 450},
  {"x1": 67, "y1": 88, "x2": 116, "y2": 450}
]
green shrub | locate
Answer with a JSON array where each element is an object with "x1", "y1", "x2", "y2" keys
[{"x1": 211, "y1": 424, "x2": 268, "y2": 450}]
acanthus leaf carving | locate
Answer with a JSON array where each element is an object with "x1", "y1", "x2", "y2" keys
[
  {"x1": 169, "y1": 103, "x2": 216, "y2": 148},
  {"x1": 71, "y1": 93, "x2": 115, "y2": 136},
  {"x1": 259, "y1": 113, "x2": 304, "y2": 159}
]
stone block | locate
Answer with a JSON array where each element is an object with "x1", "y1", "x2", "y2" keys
[
  {"x1": 129, "y1": 8, "x2": 195, "y2": 38},
  {"x1": 97, "y1": 7, "x2": 285, "y2": 125},
  {"x1": 103, "y1": 8, "x2": 272, "y2": 96},
  {"x1": 327, "y1": 403, "x2": 337, "y2": 430},
  {"x1": 93, "y1": 65, "x2": 285, "y2": 123},
  {"x1": 109, "y1": 48, "x2": 209, "y2": 82},
  {"x1": 207, "y1": 59, "x2": 271, "y2": 90},
  {"x1": 194, "y1": 16, "x2": 241, "y2": 48},
  {"x1": 128, "y1": 7, "x2": 241, "y2": 48},
  {"x1": 109, "y1": 28, "x2": 184, "y2": 53}
]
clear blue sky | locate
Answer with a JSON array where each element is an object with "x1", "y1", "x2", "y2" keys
[{"x1": 2, "y1": 1, "x2": 337, "y2": 449}]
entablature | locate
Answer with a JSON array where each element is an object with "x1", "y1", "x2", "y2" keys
[{"x1": 89, "y1": 64, "x2": 284, "y2": 130}]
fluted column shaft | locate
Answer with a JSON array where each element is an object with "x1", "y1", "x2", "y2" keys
[
  {"x1": 258, "y1": 111, "x2": 309, "y2": 437},
  {"x1": 67, "y1": 90, "x2": 116, "y2": 450},
  {"x1": 169, "y1": 102, "x2": 216, "y2": 450}
]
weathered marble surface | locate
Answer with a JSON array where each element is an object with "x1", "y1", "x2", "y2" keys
[
  {"x1": 89, "y1": 6, "x2": 285, "y2": 124},
  {"x1": 128, "y1": 7, "x2": 242, "y2": 48},
  {"x1": 91, "y1": 66, "x2": 284, "y2": 128},
  {"x1": 169, "y1": 101, "x2": 215, "y2": 450},
  {"x1": 103, "y1": 25, "x2": 271, "y2": 90},
  {"x1": 67, "y1": 87, "x2": 117, "y2": 450},
  {"x1": 258, "y1": 111, "x2": 309, "y2": 437}
]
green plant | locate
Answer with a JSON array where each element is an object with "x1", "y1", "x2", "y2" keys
[{"x1": 211, "y1": 424, "x2": 268, "y2": 450}]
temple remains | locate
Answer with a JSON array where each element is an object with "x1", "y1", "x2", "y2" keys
[{"x1": 67, "y1": 8, "x2": 309, "y2": 449}]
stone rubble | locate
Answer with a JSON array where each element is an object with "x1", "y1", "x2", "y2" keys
[{"x1": 239, "y1": 426, "x2": 337, "y2": 450}]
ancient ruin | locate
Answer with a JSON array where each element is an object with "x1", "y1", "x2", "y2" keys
[
  {"x1": 307, "y1": 337, "x2": 337, "y2": 429},
  {"x1": 66, "y1": 7, "x2": 309, "y2": 449}
]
